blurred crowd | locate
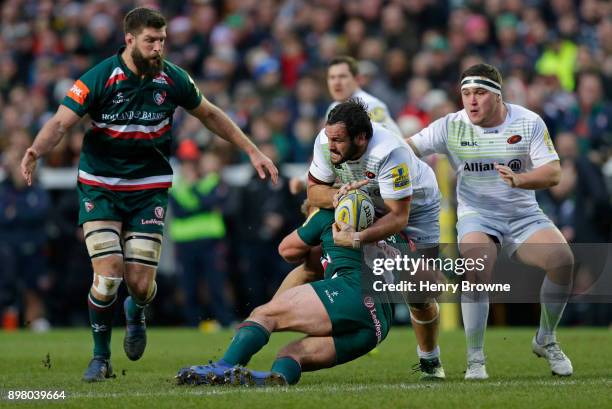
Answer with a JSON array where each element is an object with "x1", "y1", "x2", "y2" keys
[{"x1": 0, "y1": 0, "x2": 610, "y2": 330}]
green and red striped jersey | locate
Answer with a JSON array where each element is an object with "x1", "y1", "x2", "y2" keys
[{"x1": 62, "y1": 47, "x2": 202, "y2": 191}]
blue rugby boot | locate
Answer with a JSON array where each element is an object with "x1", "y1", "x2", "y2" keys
[
  {"x1": 82, "y1": 357, "x2": 113, "y2": 382},
  {"x1": 225, "y1": 366, "x2": 288, "y2": 387},
  {"x1": 123, "y1": 296, "x2": 147, "y2": 361},
  {"x1": 176, "y1": 360, "x2": 234, "y2": 385}
]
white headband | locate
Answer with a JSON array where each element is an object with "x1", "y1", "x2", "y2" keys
[{"x1": 461, "y1": 76, "x2": 502, "y2": 95}]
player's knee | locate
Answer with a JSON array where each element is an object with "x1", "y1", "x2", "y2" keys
[
  {"x1": 91, "y1": 273, "x2": 123, "y2": 299},
  {"x1": 545, "y1": 246, "x2": 575, "y2": 275},
  {"x1": 124, "y1": 232, "x2": 162, "y2": 269},
  {"x1": 249, "y1": 303, "x2": 279, "y2": 328},
  {"x1": 126, "y1": 277, "x2": 157, "y2": 304},
  {"x1": 85, "y1": 228, "x2": 123, "y2": 260}
]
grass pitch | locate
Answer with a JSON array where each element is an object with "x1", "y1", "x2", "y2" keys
[{"x1": 0, "y1": 327, "x2": 610, "y2": 408}]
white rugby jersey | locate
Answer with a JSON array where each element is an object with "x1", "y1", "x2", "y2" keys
[
  {"x1": 327, "y1": 89, "x2": 403, "y2": 137},
  {"x1": 309, "y1": 123, "x2": 440, "y2": 216},
  {"x1": 411, "y1": 103, "x2": 559, "y2": 218}
]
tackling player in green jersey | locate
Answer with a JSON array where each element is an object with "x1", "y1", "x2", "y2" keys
[
  {"x1": 176, "y1": 207, "x2": 398, "y2": 386},
  {"x1": 20, "y1": 7, "x2": 277, "y2": 382}
]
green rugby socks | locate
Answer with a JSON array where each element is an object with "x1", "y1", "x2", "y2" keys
[
  {"x1": 88, "y1": 292, "x2": 117, "y2": 359},
  {"x1": 271, "y1": 356, "x2": 301, "y2": 385},
  {"x1": 222, "y1": 321, "x2": 270, "y2": 366}
]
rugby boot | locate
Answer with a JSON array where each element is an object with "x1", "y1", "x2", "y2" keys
[
  {"x1": 123, "y1": 296, "x2": 147, "y2": 361},
  {"x1": 176, "y1": 360, "x2": 234, "y2": 385},
  {"x1": 532, "y1": 334, "x2": 573, "y2": 376},
  {"x1": 225, "y1": 366, "x2": 288, "y2": 387},
  {"x1": 412, "y1": 357, "x2": 446, "y2": 381},
  {"x1": 465, "y1": 359, "x2": 489, "y2": 380},
  {"x1": 82, "y1": 357, "x2": 113, "y2": 382}
]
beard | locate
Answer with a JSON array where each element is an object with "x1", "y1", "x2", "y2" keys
[
  {"x1": 330, "y1": 142, "x2": 359, "y2": 164},
  {"x1": 131, "y1": 47, "x2": 163, "y2": 77}
]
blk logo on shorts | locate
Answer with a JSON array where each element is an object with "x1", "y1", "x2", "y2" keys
[
  {"x1": 154, "y1": 206, "x2": 165, "y2": 219},
  {"x1": 153, "y1": 90, "x2": 167, "y2": 105},
  {"x1": 84, "y1": 201, "x2": 95, "y2": 213}
]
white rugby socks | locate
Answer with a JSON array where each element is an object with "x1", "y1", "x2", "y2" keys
[
  {"x1": 417, "y1": 345, "x2": 440, "y2": 360},
  {"x1": 537, "y1": 276, "x2": 571, "y2": 345},
  {"x1": 461, "y1": 291, "x2": 489, "y2": 362}
]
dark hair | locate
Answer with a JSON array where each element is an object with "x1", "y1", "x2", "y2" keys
[
  {"x1": 328, "y1": 56, "x2": 359, "y2": 77},
  {"x1": 327, "y1": 98, "x2": 373, "y2": 140},
  {"x1": 460, "y1": 63, "x2": 503, "y2": 86},
  {"x1": 123, "y1": 7, "x2": 166, "y2": 35}
]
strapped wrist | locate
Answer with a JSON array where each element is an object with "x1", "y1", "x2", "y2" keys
[{"x1": 352, "y1": 232, "x2": 361, "y2": 249}]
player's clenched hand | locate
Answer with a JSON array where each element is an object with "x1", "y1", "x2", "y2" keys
[
  {"x1": 249, "y1": 149, "x2": 279, "y2": 184},
  {"x1": 332, "y1": 220, "x2": 356, "y2": 248},
  {"x1": 332, "y1": 179, "x2": 369, "y2": 208},
  {"x1": 20, "y1": 147, "x2": 39, "y2": 186},
  {"x1": 495, "y1": 163, "x2": 522, "y2": 188}
]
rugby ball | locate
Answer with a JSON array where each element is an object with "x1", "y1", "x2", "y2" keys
[{"x1": 335, "y1": 190, "x2": 375, "y2": 231}]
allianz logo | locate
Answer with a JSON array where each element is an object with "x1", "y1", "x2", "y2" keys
[{"x1": 464, "y1": 159, "x2": 521, "y2": 172}]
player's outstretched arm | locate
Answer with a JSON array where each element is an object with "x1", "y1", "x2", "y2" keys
[
  {"x1": 21, "y1": 105, "x2": 81, "y2": 186},
  {"x1": 189, "y1": 96, "x2": 278, "y2": 184},
  {"x1": 495, "y1": 160, "x2": 561, "y2": 189}
]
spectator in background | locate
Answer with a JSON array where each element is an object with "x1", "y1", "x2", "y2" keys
[
  {"x1": 464, "y1": 14, "x2": 495, "y2": 60},
  {"x1": 230, "y1": 81, "x2": 262, "y2": 130},
  {"x1": 291, "y1": 116, "x2": 318, "y2": 164},
  {"x1": 539, "y1": 131, "x2": 612, "y2": 328},
  {"x1": 0, "y1": 142, "x2": 51, "y2": 331},
  {"x1": 494, "y1": 13, "x2": 535, "y2": 77},
  {"x1": 288, "y1": 75, "x2": 327, "y2": 131},
  {"x1": 559, "y1": 70, "x2": 611, "y2": 161},
  {"x1": 397, "y1": 77, "x2": 432, "y2": 134},
  {"x1": 380, "y1": 2, "x2": 418, "y2": 55},
  {"x1": 235, "y1": 143, "x2": 297, "y2": 310},
  {"x1": 596, "y1": 17, "x2": 612, "y2": 94},
  {"x1": 165, "y1": 16, "x2": 199, "y2": 73},
  {"x1": 169, "y1": 141, "x2": 235, "y2": 328},
  {"x1": 279, "y1": 32, "x2": 307, "y2": 89},
  {"x1": 247, "y1": 49, "x2": 285, "y2": 107},
  {"x1": 266, "y1": 97, "x2": 292, "y2": 163},
  {"x1": 423, "y1": 33, "x2": 455, "y2": 93},
  {"x1": 538, "y1": 132, "x2": 611, "y2": 243}
]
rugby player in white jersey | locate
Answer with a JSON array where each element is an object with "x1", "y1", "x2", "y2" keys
[
  {"x1": 307, "y1": 99, "x2": 445, "y2": 379},
  {"x1": 408, "y1": 63, "x2": 574, "y2": 379},
  {"x1": 289, "y1": 56, "x2": 403, "y2": 195},
  {"x1": 325, "y1": 56, "x2": 402, "y2": 137}
]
